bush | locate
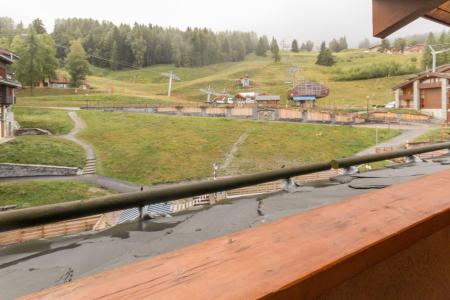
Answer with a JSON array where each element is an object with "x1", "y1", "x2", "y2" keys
[{"x1": 333, "y1": 62, "x2": 418, "y2": 81}]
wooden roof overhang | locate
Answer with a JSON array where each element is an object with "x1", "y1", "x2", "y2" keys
[
  {"x1": 393, "y1": 71, "x2": 450, "y2": 90},
  {"x1": 373, "y1": 0, "x2": 450, "y2": 38},
  {"x1": 22, "y1": 169, "x2": 450, "y2": 299}
]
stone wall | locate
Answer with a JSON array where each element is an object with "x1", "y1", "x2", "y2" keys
[
  {"x1": 0, "y1": 163, "x2": 80, "y2": 178},
  {"x1": 15, "y1": 128, "x2": 52, "y2": 136}
]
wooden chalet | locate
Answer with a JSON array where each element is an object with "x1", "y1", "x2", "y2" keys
[
  {"x1": 393, "y1": 65, "x2": 450, "y2": 120},
  {"x1": 0, "y1": 48, "x2": 21, "y2": 138},
  {"x1": 235, "y1": 92, "x2": 258, "y2": 104}
]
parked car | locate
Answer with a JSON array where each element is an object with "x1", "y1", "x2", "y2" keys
[{"x1": 385, "y1": 101, "x2": 396, "y2": 109}]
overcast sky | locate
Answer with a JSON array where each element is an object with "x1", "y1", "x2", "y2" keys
[{"x1": 4, "y1": 0, "x2": 448, "y2": 47}]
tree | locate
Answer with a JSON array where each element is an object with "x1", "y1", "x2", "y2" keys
[
  {"x1": 329, "y1": 38, "x2": 340, "y2": 52},
  {"x1": 379, "y1": 39, "x2": 391, "y2": 53},
  {"x1": 304, "y1": 41, "x2": 314, "y2": 52},
  {"x1": 338, "y1": 37, "x2": 348, "y2": 51},
  {"x1": 31, "y1": 18, "x2": 46, "y2": 34},
  {"x1": 437, "y1": 31, "x2": 448, "y2": 66},
  {"x1": 255, "y1": 36, "x2": 269, "y2": 56},
  {"x1": 358, "y1": 38, "x2": 371, "y2": 49},
  {"x1": 316, "y1": 42, "x2": 335, "y2": 66},
  {"x1": 39, "y1": 34, "x2": 59, "y2": 81},
  {"x1": 110, "y1": 41, "x2": 119, "y2": 70},
  {"x1": 65, "y1": 40, "x2": 90, "y2": 87},
  {"x1": 270, "y1": 38, "x2": 281, "y2": 62},
  {"x1": 393, "y1": 38, "x2": 407, "y2": 53},
  {"x1": 291, "y1": 39, "x2": 299, "y2": 53},
  {"x1": 12, "y1": 28, "x2": 58, "y2": 95}
]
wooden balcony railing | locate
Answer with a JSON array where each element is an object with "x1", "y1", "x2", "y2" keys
[{"x1": 20, "y1": 168, "x2": 450, "y2": 299}]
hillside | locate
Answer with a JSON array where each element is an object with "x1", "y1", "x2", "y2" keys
[
  {"x1": 78, "y1": 110, "x2": 399, "y2": 185},
  {"x1": 16, "y1": 50, "x2": 420, "y2": 109}
]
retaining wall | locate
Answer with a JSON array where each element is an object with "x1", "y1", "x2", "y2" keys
[{"x1": 0, "y1": 163, "x2": 80, "y2": 178}]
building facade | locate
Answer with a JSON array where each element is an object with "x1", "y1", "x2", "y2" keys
[
  {"x1": 0, "y1": 48, "x2": 21, "y2": 138},
  {"x1": 393, "y1": 66, "x2": 450, "y2": 121}
]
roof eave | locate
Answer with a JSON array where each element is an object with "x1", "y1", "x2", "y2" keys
[{"x1": 373, "y1": 0, "x2": 449, "y2": 38}]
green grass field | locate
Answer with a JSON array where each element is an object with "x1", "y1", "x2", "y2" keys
[
  {"x1": 78, "y1": 111, "x2": 399, "y2": 185},
  {"x1": 16, "y1": 50, "x2": 420, "y2": 109},
  {"x1": 0, "y1": 180, "x2": 112, "y2": 208},
  {"x1": 0, "y1": 136, "x2": 85, "y2": 168},
  {"x1": 13, "y1": 107, "x2": 73, "y2": 135}
]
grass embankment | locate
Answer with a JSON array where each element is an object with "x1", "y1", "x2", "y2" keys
[
  {"x1": 0, "y1": 180, "x2": 112, "y2": 209},
  {"x1": 0, "y1": 136, "x2": 85, "y2": 168},
  {"x1": 16, "y1": 50, "x2": 420, "y2": 109},
  {"x1": 14, "y1": 107, "x2": 73, "y2": 135},
  {"x1": 79, "y1": 111, "x2": 399, "y2": 185},
  {"x1": 16, "y1": 91, "x2": 191, "y2": 108},
  {"x1": 414, "y1": 128, "x2": 450, "y2": 142}
]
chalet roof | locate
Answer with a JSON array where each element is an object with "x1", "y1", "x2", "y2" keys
[
  {"x1": 290, "y1": 81, "x2": 329, "y2": 99},
  {"x1": 0, "y1": 48, "x2": 19, "y2": 64},
  {"x1": 393, "y1": 71, "x2": 450, "y2": 90},
  {"x1": 236, "y1": 92, "x2": 258, "y2": 98},
  {"x1": 0, "y1": 78, "x2": 22, "y2": 88},
  {"x1": 373, "y1": 0, "x2": 450, "y2": 38}
]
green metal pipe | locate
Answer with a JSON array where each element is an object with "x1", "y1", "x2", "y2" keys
[
  {"x1": 0, "y1": 162, "x2": 332, "y2": 232},
  {"x1": 1, "y1": 141, "x2": 449, "y2": 232},
  {"x1": 331, "y1": 141, "x2": 450, "y2": 169}
]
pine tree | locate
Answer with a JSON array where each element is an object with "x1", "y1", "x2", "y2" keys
[
  {"x1": 255, "y1": 37, "x2": 267, "y2": 56},
  {"x1": 305, "y1": 41, "x2": 314, "y2": 52},
  {"x1": 31, "y1": 18, "x2": 46, "y2": 34},
  {"x1": 291, "y1": 39, "x2": 299, "y2": 53},
  {"x1": 65, "y1": 40, "x2": 90, "y2": 87},
  {"x1": 316, "y1": 42, "x2": 335, "y2": 66},
  {"x1": 437, "y1": 31, "x2": 448, "y2": 66},
  {"x1": 338, "y1": 37, "x2": 348, "y2": 51},
  {"x1": 110, "y1": 41, "x2": 119, "y2": 70},
  {"x1": 270, "y1": 38, "x2": 281, "y2": 62},
  {"x1": 329, "y1": 39, "x2": 340, "y2": 52}
]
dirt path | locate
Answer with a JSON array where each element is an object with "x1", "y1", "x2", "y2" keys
[
  {"x1": 59, "y1": 112, "x2": 95, "y2": 160},
  {"x1": 220, "y1": 130, "x2": 251, "y2": 173}
]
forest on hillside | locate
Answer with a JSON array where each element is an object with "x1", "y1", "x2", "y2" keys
[{"x1": 0, "y1": 17, "x2": 267, "y2": 69}]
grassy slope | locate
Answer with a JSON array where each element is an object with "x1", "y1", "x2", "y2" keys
[
  {"x1": 415, "y1": 128, "x2": 450, "y2": 142},
  {"x1": 78, "y1": 111, "x2": 399, "y2": 185},
  {"x1": 0, "y1": 180, "x2": 112, "y2": 208},
  {"x1": 0, "y1": 136, "x2": 85, "y2": 168},
  {"x1": 228, "y1": 122, "x2": 399, "y2": 173},
  {"x1": 16, "y1": 50, "x2": 419, "y2": 108},
  {"x1": 14, "y1": 107, "x2": 73, "y2": 135}
]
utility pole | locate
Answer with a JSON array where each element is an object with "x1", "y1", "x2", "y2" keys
[
  {"x1": 429, "y1": 45, "x2": 450, "y2": 72},
  {"x1": 168, "y1": 71, "x2": 173, "y2": 97},
  {"x1": 162, "y1": 71, "x2": 181, "y2": 97}
]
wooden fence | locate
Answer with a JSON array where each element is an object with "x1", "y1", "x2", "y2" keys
[{"x1": 0, "y1": 215, "x2": 102, "y2": 246}]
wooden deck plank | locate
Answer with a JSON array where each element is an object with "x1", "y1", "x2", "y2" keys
[{"x1": 22, "y1": 170, "x2": 450, "y2": 300}]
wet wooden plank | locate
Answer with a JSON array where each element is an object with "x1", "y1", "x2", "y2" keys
[{"x1": 22, "y1": 170, "x2": 450, "y2": 299}]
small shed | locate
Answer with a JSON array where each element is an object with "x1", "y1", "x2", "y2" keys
[{"x1": 255, "y1": 95, "x2": 280, "y2": 107}]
